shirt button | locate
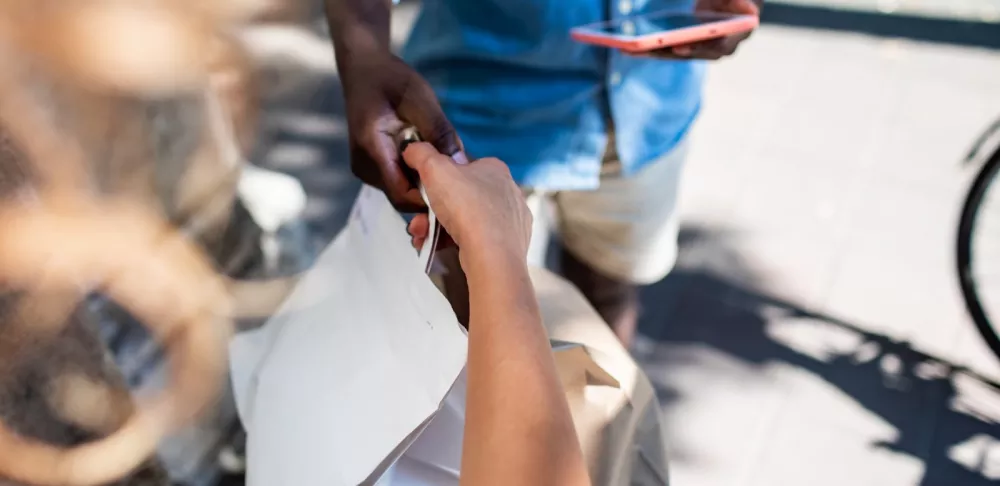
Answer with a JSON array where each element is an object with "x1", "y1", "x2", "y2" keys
[
  {"x1": 621, "y1": 20, "x2": 636, "y2": 36},
  {"x1": 610, "y1": 72, "x2": 622, "y2": 86},
  {"x1": 619, "y1": 0, "x2": 632, "y2": 15}
]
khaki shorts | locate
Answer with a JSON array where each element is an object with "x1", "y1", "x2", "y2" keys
[{"x1": 525, "y1": 134, "x2": 688, "y2": 285}]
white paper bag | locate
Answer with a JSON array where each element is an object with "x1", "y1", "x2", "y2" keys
[
  {"x1": 375, "y1": 368, "x2": 466, "y2": 486},
  {"x1": 228, "y1": 185, "x2": 468, "y2": 486}
]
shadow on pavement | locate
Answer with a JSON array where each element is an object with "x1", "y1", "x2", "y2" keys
[
  {"x1": 637, "y1": 224, "x2": 1000, "y2": 484},
  {"x1": 761, "y1": 3, "x2": 1000, "y2": 50}
]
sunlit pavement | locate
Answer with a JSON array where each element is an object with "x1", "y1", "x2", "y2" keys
[
  {"x1": 245, "y1": 3, "x2": 1000, "y2": 485},
  {"x1": 635, "y1": 20, "x2": 1000, "y2": 483}
]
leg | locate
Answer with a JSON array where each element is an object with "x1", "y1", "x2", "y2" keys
[
  {"x1": 560, "y1": 248, "x2": 640, "y2": 345},
  {"x1": 554, "y1": 139, "x2": 689, "y2": 347}
]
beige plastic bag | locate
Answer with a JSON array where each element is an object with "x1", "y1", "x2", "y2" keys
[
  {"x1": 533, "y1": 267, "x2": 670, "y2": 486},
  {"x1": 383, "y1": 267, "x2": 669, "y2": 486}
]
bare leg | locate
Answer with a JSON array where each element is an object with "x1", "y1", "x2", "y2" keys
[{"x1": 559, "y1": 246, "x2": 639, "y2": 347}]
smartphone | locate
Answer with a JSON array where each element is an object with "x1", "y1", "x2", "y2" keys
[{"x1": 570, "y1": 11, "x2": 758, "y2": 53}]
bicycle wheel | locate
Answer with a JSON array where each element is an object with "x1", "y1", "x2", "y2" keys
[{"x1": 958, "y1": 146, "x2": 1000, "y2": 360}]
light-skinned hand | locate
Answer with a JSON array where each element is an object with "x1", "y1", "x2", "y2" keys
[{"x1": 401, "y1": 142, "x2": 531, "y2": 265}]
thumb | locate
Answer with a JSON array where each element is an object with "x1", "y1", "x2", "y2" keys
[
  {"x1": 730, "y1": 0, "x2": 759, "y2": 15},
  {"x1": 402, "y1": 142, "x2": 452, "y2": 178}
]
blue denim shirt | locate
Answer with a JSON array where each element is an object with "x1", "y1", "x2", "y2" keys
[{"x1": 402, "y1": 0, "x2": 705, "y2": 191}]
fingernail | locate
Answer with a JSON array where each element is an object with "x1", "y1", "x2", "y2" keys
[{"x1": 451, "y1": 151, "x2": 469, "y2": 165}]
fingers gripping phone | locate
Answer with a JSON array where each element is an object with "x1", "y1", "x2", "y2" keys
[{"x1": 570, "y1": 10, "x2": 758, "y2": 53}]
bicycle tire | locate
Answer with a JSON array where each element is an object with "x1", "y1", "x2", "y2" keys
[{"x1": 957, "y1": 144, "x2": 1000, "y2": 361}]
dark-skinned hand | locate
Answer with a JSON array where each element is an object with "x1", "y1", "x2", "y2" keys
[
  {"x1": 637, "y1": 0, "x2": 759, "y2": 60},
  {"x1": 337, "y1": 44, "x2": 466, "y2": 213}
]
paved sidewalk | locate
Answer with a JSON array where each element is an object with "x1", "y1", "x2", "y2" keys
[
  {"x1": 246, "y1": 5, "x2": 1000, "y2": 485},
  {"x1": 639, "y1": 20, "x2": 1000, "y2": 486}
]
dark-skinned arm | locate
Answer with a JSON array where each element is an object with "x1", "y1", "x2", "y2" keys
[{"x1": 324, "y1": 0, "x2": 392, "y2": 56}]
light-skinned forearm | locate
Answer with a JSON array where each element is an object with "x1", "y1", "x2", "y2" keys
[{"x1": 458, "y1": 248, "x2": 590, "y2": 486}]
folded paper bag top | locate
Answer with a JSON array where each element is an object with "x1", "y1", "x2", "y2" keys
[{"x1": 228, "y1": 185, "x2": 467, "y2": 486}]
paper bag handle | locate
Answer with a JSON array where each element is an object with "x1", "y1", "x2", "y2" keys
[
  {"x1": 395, "y1": 127, "x2": 442, "y2": 275},
  {"x1": 416, "y1": 184, "x2": 441, "y2": 274}
]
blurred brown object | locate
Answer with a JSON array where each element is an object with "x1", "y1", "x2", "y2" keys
[
  {"x1": 0, "y1": 200, "x2": 233, "y2": 486},
  {"x1": 246, "y1": 0, "x2": 313, "y2": 24},
  {"x1": 0, "y1": 0, "x2": 285, "y2": 484}
]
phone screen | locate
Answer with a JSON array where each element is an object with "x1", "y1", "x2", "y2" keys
[{"x1": 589, "y1": 12, "x2": 730, "y2": 38}]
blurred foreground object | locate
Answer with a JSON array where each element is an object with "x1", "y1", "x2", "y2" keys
[
  {"x1": 0, "y1": 199, "x2": 234, "y2": 486},
  {"x1": 0, "y1": 0, "x2": 310, "y2": 484}
]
